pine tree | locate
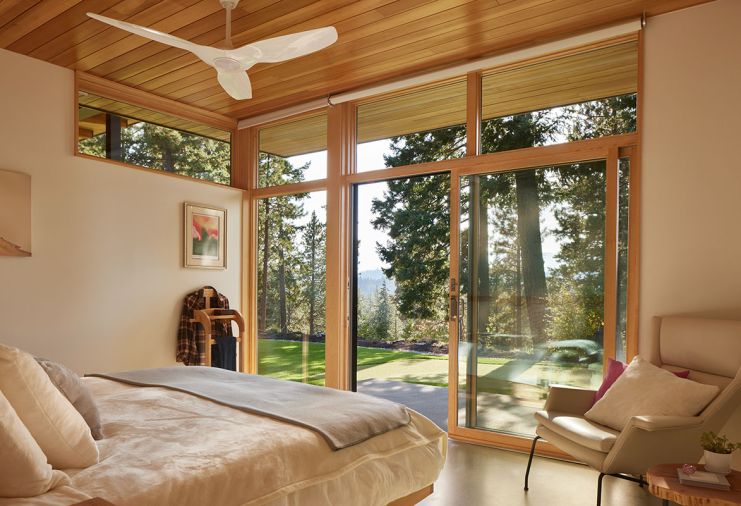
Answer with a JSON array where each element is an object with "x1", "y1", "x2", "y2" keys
[
  {"x1": 256, "y1": 153, "x2": 307, "y2": 335},
  {"x1": 300, "y1": 211, "x2": 326, "y2": 336}
]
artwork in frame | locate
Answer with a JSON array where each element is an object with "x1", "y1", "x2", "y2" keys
[
  {"x1": 0, "y1": 169, "x2": 31, "y2": 257},
  {"x1": 184, "y1": 203, "x2": 226, "y2": 269}
]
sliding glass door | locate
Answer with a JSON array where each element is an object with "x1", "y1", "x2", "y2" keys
[
  {"x1": 351, "y1": 174, "x2": 451, "y2": 430},
  {"x1": 454, "y1": 157, "x2": 628, "y2": 436}
]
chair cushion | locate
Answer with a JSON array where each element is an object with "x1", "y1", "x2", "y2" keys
[{"x1": 534, "y1": 410, "x2": 618, "y2": 452}]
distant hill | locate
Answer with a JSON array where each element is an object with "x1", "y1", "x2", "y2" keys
[{"x1": 357, "y1": 268, "x2": 396, "y2": 297}]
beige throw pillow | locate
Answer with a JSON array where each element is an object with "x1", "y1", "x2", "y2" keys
[
  {"x1": 36, "y1": 357, "x2": 103, "y2": 440},
  {"x1": 0, "y1": 344, "x2": 98, "y2": 468},
  {"x1": 0, "y1": 390, "x2": 70, "y2": 497},
  {"x1": 585, "y1": 356, "x2": 719, "y2": 431}
]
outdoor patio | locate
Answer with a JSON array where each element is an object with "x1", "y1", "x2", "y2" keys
[{"x1": 358, "y1": 378, "x2": 540, "y2": 435}]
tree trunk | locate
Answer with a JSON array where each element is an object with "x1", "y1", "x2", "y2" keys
[
  {"x1": 515, "y1": 171, "x2": 548, "y2": 346},
  {"x1": 160, "y1": 142, "x2": 176, "y2": 173},
  {"x1": 258, "y1": 200, "x2": 270, "y2": 333},
  {"x1": 515, "y1": 242, "x2": 522, "y2": 337},
  {"x1": 476, "y1": 196, "x2": 490, "y2": 335},
  {"x1": 309, "y1": 230, "x2": 316, "y2": 337},
  {"x1": 278, "y1": 222, "x2": 288, "y2": 336}
]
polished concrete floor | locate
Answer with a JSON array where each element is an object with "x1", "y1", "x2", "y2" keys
[{"x1": 419, "y1": 441, "x2": 664, "y2": 506}]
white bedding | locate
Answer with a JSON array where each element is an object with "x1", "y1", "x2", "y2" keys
[{"x1": 2, "y1": 377, "x2": 446, "y2": 506}]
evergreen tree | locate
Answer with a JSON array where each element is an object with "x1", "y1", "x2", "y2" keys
[
  {"x1": 373, "y1": 281, "x2": 392, "y2": 342},
  {"x1": 256, "y1": 153, "x2": 307, "y2": 335},
  {"x1": 78, "y1": 121, "x2": 231, "y2": 184},
  {"x1": 300, "y1": 211, "x2": 326, "y2": 336}
]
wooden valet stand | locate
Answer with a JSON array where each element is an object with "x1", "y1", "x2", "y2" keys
[{"x1": 191, "y1": 288, "x2": 245, "y2": 370}]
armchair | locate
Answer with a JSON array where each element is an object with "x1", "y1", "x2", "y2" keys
[{"x1": 524, "y1": 316, "x2": 741, "y2": 506}]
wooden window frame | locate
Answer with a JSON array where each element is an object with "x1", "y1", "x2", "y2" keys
[
  {"x1": 241, "y1": 32, "x2": 643, "y2": 452},
  {"x1": 74, "y1": 72, "x2": 238, "y2": 190}
]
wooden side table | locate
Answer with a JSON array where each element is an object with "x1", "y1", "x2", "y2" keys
[{"x1": 647, "y1": 464, "x2": 741, "y2": 506}]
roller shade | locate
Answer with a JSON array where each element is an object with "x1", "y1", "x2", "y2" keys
[{"x1": 254, "y1": 38, "x2": 637, "y2": 158}]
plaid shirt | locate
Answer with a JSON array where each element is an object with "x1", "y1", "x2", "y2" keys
[{"x1": 176, "y1": 286, "x2": 232, "y2": 366}]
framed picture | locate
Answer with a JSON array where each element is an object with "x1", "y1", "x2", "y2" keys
[
  {"x1": 0, "y1": 169, "x2": 31, "y2": 257},
  {"x1": 184, "y1": 203, "x2": 226, "y2": 269}
]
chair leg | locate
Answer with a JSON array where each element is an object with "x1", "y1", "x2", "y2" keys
[
  {"x1": 523, "y1": 435, "x2": 540, "y2": 491},
  {"x1": 596, "y1": 473, "x2": 606, "y2": 506}
]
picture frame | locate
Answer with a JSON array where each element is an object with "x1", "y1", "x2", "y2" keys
[{"x1": 184, "y1": 203, "x2": 226, "y2": 269}]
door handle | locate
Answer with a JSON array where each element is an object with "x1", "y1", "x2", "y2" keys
[{"x1": 449, "y1": 278, "x2": 458, "y2": 321}]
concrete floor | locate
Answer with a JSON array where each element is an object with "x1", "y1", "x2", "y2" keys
[{"x1": 419, "y1": 441, "x2": 663, "y2": 506}]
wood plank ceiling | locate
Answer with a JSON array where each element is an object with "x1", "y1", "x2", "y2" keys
[{"x1": 0, "y1": 0, "x2": 710, "y2": 121}]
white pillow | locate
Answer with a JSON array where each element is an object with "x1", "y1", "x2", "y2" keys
[
  {"x1": 585, "y1": 356, "x2": 719, "y2": 431},
  {"x1": 0, "y1": 344, "x2": 98, "y2": 468},
  {"x1": 0, "y1": 390, "x2": 70, "y2": 497}
]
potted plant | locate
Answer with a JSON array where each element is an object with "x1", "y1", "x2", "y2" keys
[{"x1": 700, "y1": 431, "x2": 740, "y2": 474}]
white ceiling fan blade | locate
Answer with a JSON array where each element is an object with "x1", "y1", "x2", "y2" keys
[
  {"x1": 217, "y1": 70, "x2": 252, "y2": 100},
  {"x1": 232, "y1": 27, "x2": 338, "y2": 63},
  {"x1": 87, "y1": 12, "x2": 223, "y2": 63}
]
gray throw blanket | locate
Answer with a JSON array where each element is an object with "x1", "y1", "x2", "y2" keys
[{"x1": 89, "y1": 367, "x2": 410, "y2": 450}]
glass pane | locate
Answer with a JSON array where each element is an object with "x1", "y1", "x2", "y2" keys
[
  {"x1": 458, "y1": 160, "x2": 606, "y2": 436},
  {"x1": 353, "y1": 174, "x2": 450, "y2": 430},
  {"x1": 481, "y1": 41, "x2": 637, "y2": 154},
  {"x1": 258, "y1": 113, "x2": 327, "y2": 186},
  {"x1": 356, "y1": 79, "x2": 466, "y2": 172},
  {"x1": 616, "y1": 157, "x2": 631, "y2": 362},
  {"x1": 257, "y1": 191, "x2": 326, "y2": 385},
  {"x1": 77, "y1": 93, "x2": 231, "y2": 185}
]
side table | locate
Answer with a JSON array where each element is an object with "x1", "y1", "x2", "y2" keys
[{"x1": 646, "y1": 464, "x2": 741, "y2": 506}]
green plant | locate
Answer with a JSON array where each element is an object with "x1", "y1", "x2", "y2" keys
[{"x1": 700, "y1": 431, "x2": 741, "y2": 454}]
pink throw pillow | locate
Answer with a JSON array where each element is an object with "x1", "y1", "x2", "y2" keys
[{"x1": 593, "y1": 358, "x2": 689, "y2": 403}]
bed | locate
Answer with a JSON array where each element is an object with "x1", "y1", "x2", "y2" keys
[{"x1": 1, "y1": 372, "x2": 446, "y2": 506}]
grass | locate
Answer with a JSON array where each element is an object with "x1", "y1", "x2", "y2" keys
[
  {"x1": 257, "y1": 339, "x2": 448, "y2": 385},
  {"x1": 257, "y1": 339, "x2": 599, "y2": 397}
]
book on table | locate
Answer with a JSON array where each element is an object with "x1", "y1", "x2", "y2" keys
[{"x1": 676, "y1": 469, "x2": 731, "y2": 491}]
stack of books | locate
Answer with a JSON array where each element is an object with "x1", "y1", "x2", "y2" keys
[{"x1": 676, "y1": 468, "x2": 731, "y2": 491}]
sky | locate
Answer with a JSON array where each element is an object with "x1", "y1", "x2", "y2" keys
[{"x1": 285, "y1": 140, "x2": 393, "y2": 272}]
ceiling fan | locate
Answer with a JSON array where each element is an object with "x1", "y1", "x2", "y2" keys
[{"x1": 87, "y1": 0, "x2": 338, "y2": 100}]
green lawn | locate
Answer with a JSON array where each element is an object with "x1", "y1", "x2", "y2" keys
[
  {"x1": 258, "y1": 338, "x2": 448, "y2": 385},
  {"x1": 257, "y1": 339, "x2": 598, "y2": 399},
  {"x1": 256, "y1": 339, "x2": 505, "y2": 386}
]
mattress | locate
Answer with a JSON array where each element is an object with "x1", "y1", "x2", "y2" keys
[{"x1": 2, "y1": 377, "x2": 446, "y2": 506}]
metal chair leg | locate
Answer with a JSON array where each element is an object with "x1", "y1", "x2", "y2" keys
[
  {"x1": 596, "y1": 473, "x2": 606, "y2": 506},
  {"x1": 523, "y1": 435, "x2": 540, "y2": 491}
]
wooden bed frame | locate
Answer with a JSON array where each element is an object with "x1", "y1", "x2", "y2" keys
[
  {"x1": 388, "y1": 484, "x2": 434, "y2": 505},
  {"x1": 75, "y1": 485, "x2": 434, "y2": 506}
]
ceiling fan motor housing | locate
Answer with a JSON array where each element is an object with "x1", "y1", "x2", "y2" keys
[{"x1": 219, "y1": 0, "x2": 240, "y2": 9}]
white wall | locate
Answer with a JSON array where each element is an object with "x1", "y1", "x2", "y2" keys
[
  {"x1": 642, "y1": 0, "x2": 741, "y2": 464},
  {"x1": 0, "y1": 48, "x2": 242, "y2": 374}
]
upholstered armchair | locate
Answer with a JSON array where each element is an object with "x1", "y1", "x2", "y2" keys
[{"x1": 524, "y1": 316, "x2": 741, "y2": 506}]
